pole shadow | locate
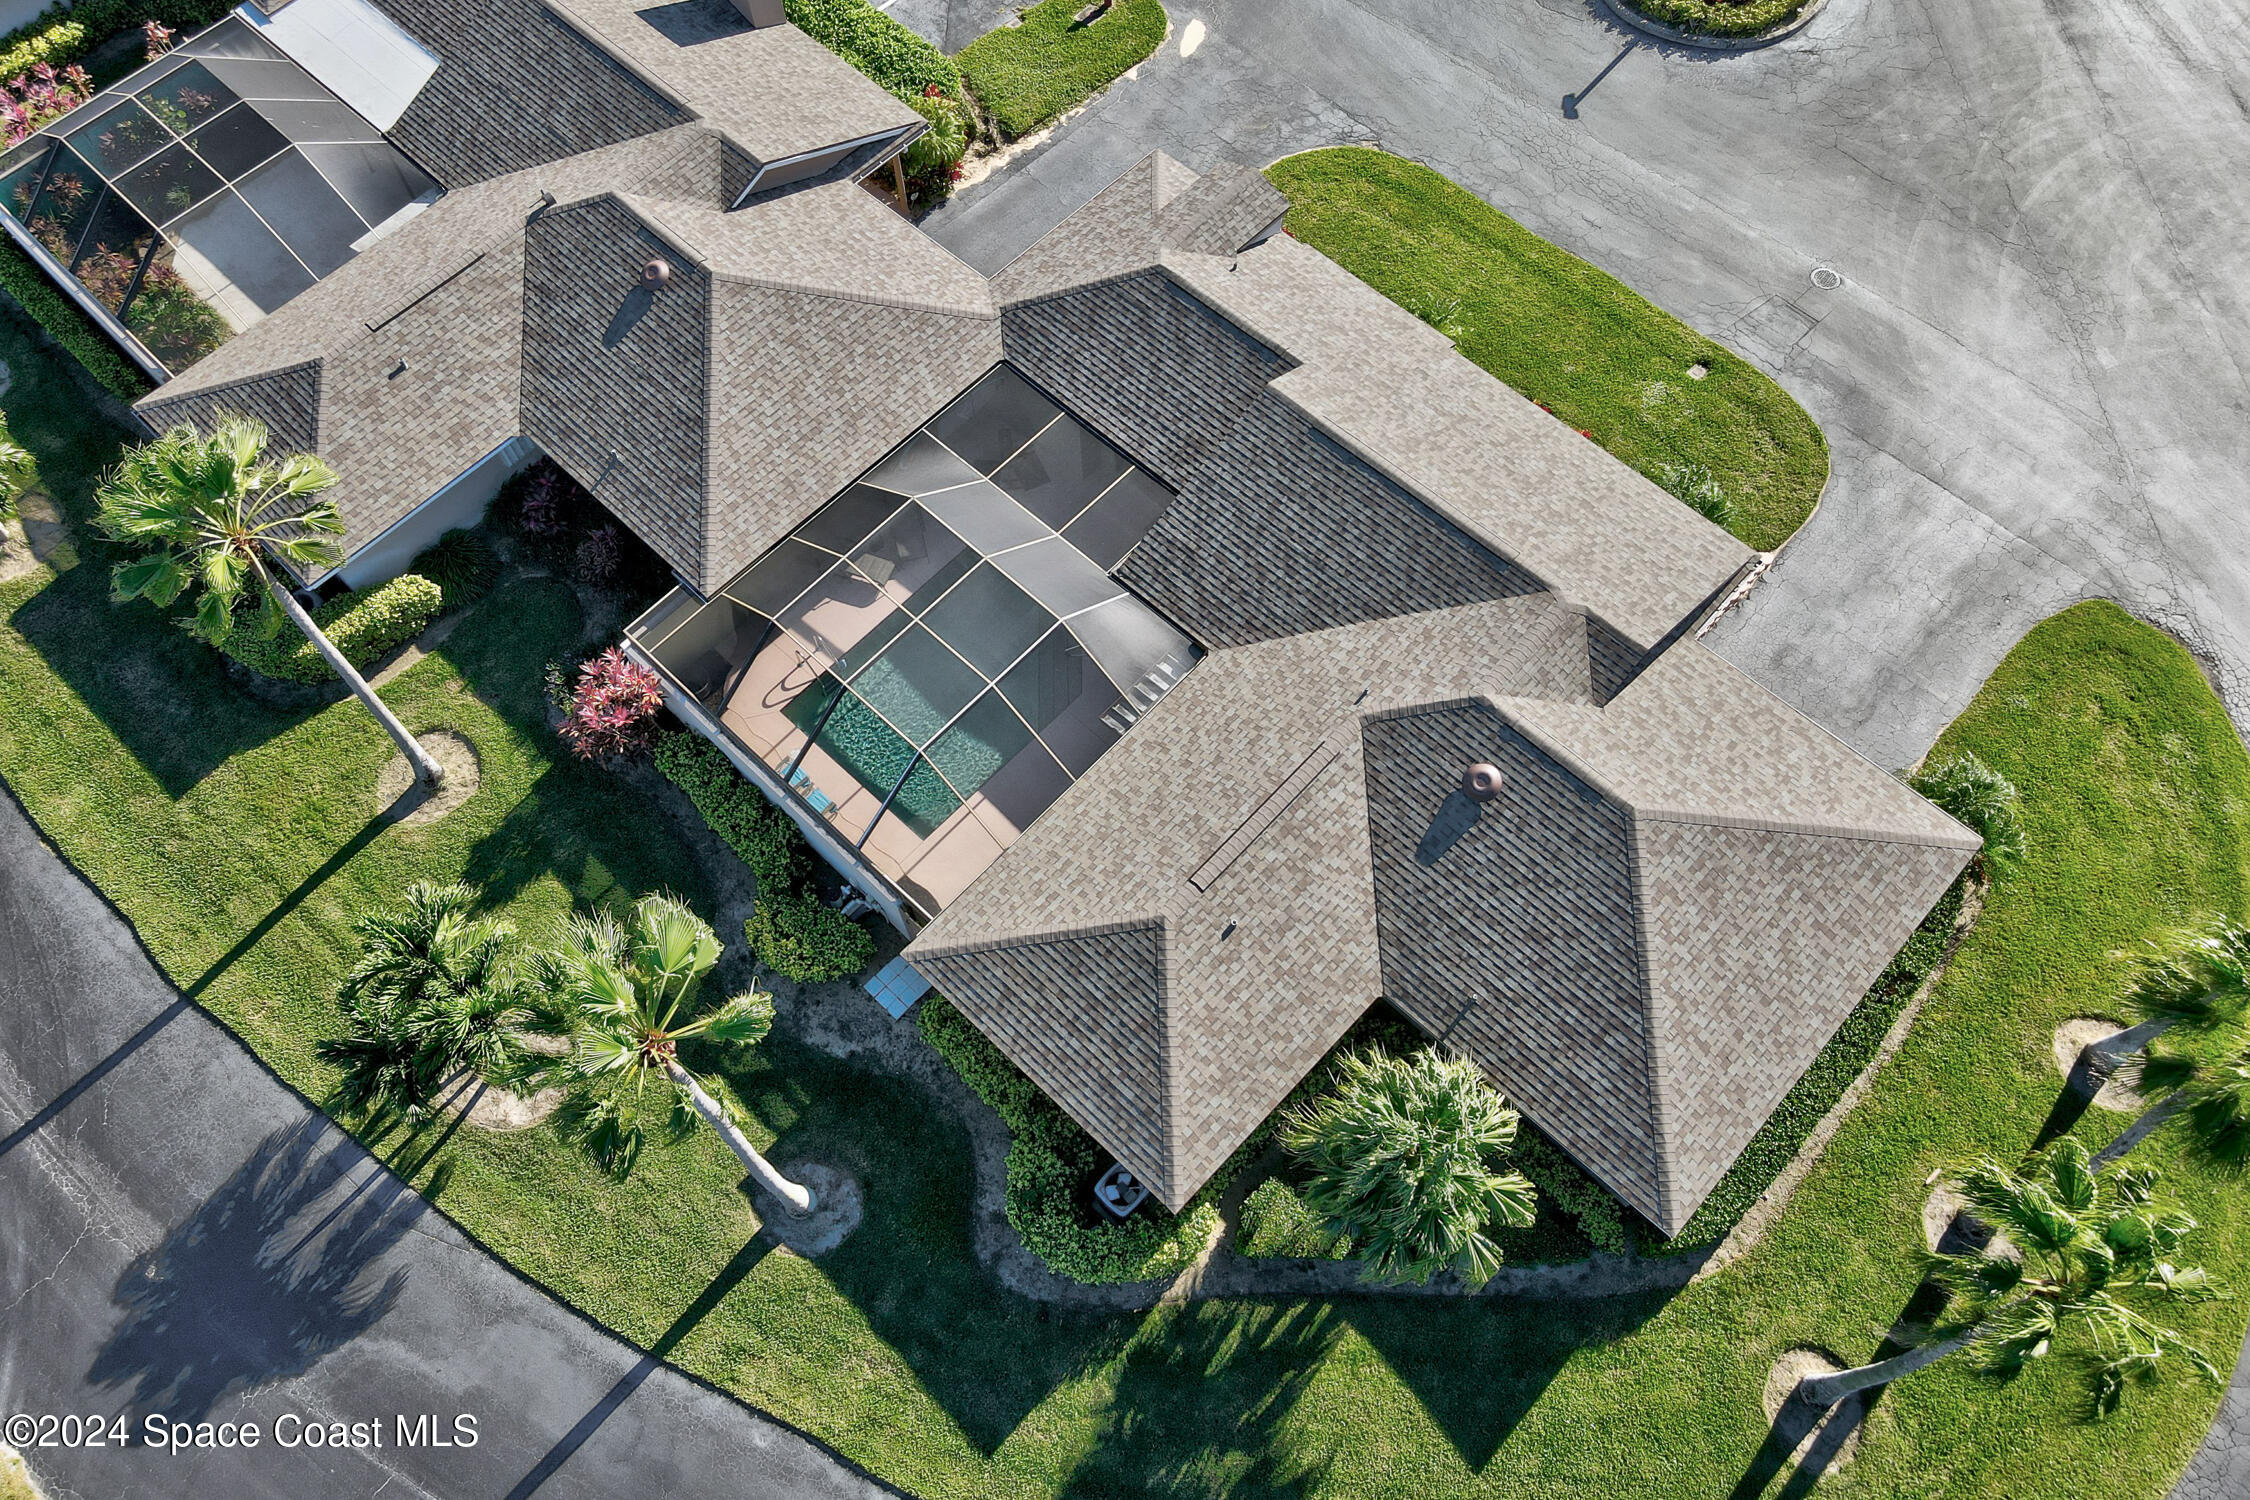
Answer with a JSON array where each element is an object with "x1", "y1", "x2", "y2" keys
[
  {"x1": 85, "y1": 1119, "x2": 422, "y2": 1423},
  {"x1": 1562, "y1": 40, "x2": 1637, "y2": 118},
  {"x1": 0, "y1": 996, "x2": 189, "y2": 1162}
]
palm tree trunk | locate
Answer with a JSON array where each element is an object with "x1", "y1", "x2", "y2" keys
[
  {"x1": 259, "y1": 561, "x2": 442, "y2": 786},
  {"x1": 1793, "y1": 1331, "x2": 1975, "y2": 1409},
  {"x1": 664, "y1": 1059, "x2": 814, "y2": 1216},
  {"x1": 2091, "y1": 1093, "x2": 2188, "y2": 1168},
  {"x1": 2072, "y1": 1017, "x2": 2174, "y2": 1096}
]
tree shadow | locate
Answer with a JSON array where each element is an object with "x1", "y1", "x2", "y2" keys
[
  {"x1": 1347, "y1": 1285, "x2": 1666, "y2": 1473},
  {"x1": 86, "y1": 1119, "x2": 422, "y2": 1423},
  {"x1": 502, "y1": 1235, "x2": 775, "y2": 1499},
  {"x1": 2, "y1": 478, "x2": 336, "y2": 798},
  {"x1": 1064, "y1": 1300, "x2": 1349, "y2": 1497}
]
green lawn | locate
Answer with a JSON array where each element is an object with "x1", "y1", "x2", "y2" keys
[
  {"x1": 957, "y1": 0, "x2": 1166, "y2": 140},
  {"x1": 4, "y1": 293, "x2": 2246, "y2": 1499},
  {"x1": 1266, "y1": 148, "x2": 1829, "y2": 552}
]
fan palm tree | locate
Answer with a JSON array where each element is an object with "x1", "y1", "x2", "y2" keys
[
  {"x1": 531, "y1": 892, "x2": 813, "y2": 1215},
  {"x1": 1281, "y1": 1048, "x2": 1536, "y2": 1287},
  {"x1": 2090, "y1": 1023, "x2": 2250, "y2": 1170},
  {"x1": 0, "y1": 432, "x2": 37, "y2": 537},
  {"x1": 94, "y1": 415, "x2": 443, "y2": 786},
  {"x1": 1793, "y1": 1140, "x2": 2223, "y2": 1414},
  {"x1": 317, "y1": 882, "x2": 546, "y2": 1125},
  {"x1": 1905, "y1": 750, "x2": 2027, "y2": 877},
  {"x1": 2068, "y1": 918, "x2": 2250, "y2": 1100}
]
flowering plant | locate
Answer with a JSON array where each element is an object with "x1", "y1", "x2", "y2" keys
[
  {"x1": 143, "y1": 20, "x2": 175, "y2": 62},
  {"x1": 557, "y1": 647, "x2": 666, "y2": 763},
  {"x1": 2, "y1": 63, "x2": 94, "y2": 147}
]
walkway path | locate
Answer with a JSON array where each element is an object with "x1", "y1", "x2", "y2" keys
[
  {"x1": 0, "y1": 787, "x2": 892, "y2": 1500},
  {"x1": 920, "y1": 0, "x2": 2250, "y2": 772}
]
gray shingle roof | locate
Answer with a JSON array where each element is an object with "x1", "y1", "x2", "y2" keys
[{"x1": 911, "y1": 601, "x2": 1976, "y2": 1230}]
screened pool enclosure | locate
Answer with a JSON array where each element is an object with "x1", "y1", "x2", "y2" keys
[
  {"x1": 629, "y1": 365, "x2": 1199, "y2": 916},
  {"x1": 0, "y1": 15, "x2": 436, "y2": 375}
]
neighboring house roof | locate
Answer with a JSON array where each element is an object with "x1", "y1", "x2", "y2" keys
[
  {"x1": 137, "y1": 125, "x2": 997, "y2": 589},
  {"x1": 910, "y1": 608, "x2": 1977, "y2": 1231},
  {"x1": 366, "y1": 0, "x2": 915, "y2": 190}
]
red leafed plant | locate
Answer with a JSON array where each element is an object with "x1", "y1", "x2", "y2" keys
[
  {"x1": 2, "y1": 64, "x2": 95, "y2": 147},
  {"x1": 558, "y1": 647, "x2": 665, "y2": 763},
  {"x1": 144, "y1": 21, "x2": 176, "y2": 61}
]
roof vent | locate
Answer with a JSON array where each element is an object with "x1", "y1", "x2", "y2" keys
[
  {"x1": 640, "y1": 257, "x2": 672, "y2": 291},
  {"x1": 1460, "y1": 763, "x2": 1504, "y2": 802}
]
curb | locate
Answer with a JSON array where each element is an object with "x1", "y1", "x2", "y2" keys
[{"x1": 1594, "y1": 0, "x2": 1829, "y2": 52}]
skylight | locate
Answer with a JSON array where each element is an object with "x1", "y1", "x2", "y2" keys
[
  {"x1": 627, "y1": 364, "x2": 1198, "y2": 915},
  {"x1": 0, "y1": 16, "x2": 437, "y2": 374}
]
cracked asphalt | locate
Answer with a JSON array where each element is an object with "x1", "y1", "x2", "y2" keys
[
  {"x1": 921, "y1": 0, "x2": 2250, "y2": 773},
  {"x1": 0, "y1": 790, "x2": 889, "y2": 1500}
]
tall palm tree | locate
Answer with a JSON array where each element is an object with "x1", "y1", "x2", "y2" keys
[
  {"x1": 532, "y1": 892, "x2": 813, "y2": 1215},
  {"x1": 1281, "y1": 1048, "x2": 1536, "y2": 1287},
  {"x1": 2090, "y1": 1024, "x2": 2250, "y2": 1170},
  {"x1": 94, "y1": 415, "x2": 443, "y2": 786},
  {"x1": 317, "y1": 882, "x2": 546, "y2": 1125},
  {"x1": 2069, "y1": 919, "x2": 2250, "y2": 1100},
  {"x1": 1793, "y1": 1140, "x2": 2223, "y2": 1413}
]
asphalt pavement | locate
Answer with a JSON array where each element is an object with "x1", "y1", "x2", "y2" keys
[
  {"x1": 921, "y1": 0, "x2": 2250, "y2": 773},
  {"x1": 0, "y1": 788, "x2": 892, "y2": 1500}
]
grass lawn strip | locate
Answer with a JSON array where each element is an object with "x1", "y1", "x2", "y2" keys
[
  {"x1": 1266, "y1": 148, "x2": 1828, "y2": 552},
  {"x1": 2, "y1": 284, "x2": 2245, "y2": 1497},
  {"x1": 956, "y1": 0, "x2": 1166, "y2": 140}
]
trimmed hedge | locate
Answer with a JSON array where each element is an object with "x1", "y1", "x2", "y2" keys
[
  {"x1": 956, "y1": 0, "x2": 1167, "y2": 139},
  {"x1": 1656, "y1": 876, "x2": 1970, "y2": 1251},
  {"x1": 918, "y1": 991, "x2": 1221, "y2": 1282},
  {"x1": 0, "y1": 233, "x2": 150, "y2": 402},
  {"x1": 653, "y1": 731, "x2": 815, "y2": 893},
  {"x1": 0, "y1": 17, "x2": 83, "y2": 77},
  {"x1": 784, "y1": 0, "x2": 962, "y2": 100},
  {"x1": 1612, "y1": 0, "x2": 1806, "y2": 39},
  {"x1": 746, "y1": 888, "x2": 875, "y2": 983},
  {"x1": 217, "y1": 574, "x2": 442, "y2": 684}
]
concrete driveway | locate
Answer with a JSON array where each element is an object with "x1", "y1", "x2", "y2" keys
[
  {"x1": 0, "y1": 789, "x2": 891, "y2": 1500},
  {"x1": 922, "y1": 0, "x2": 2250, "y2": 771}
]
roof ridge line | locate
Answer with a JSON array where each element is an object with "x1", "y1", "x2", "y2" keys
[
  {"x1": 1631, "y1": 806, "x2": 1985, "y2": 849},
  {"x1": 1153, "y1": 917, "x2": 1180, "y2": 1203},
  {"x1": 704, "y1": 270, "x2": 1000, "y2": 320},
  {"x1": 906, "y1": 914, "x2": 1167, "y2": 963},
  {"x1": 141, "y1": 354, "x2": 325, "y2": 412}
]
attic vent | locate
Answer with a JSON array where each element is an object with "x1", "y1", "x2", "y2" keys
[
  {"x1": 641, "y1": 257, "x2": 672, "y2": 290},
  {"x1": 1189, "y1": 720, "x2": 1356, "y2": 893},
  {"x1": 1460, "y1": 763, "x2": 1504, "y2": 802}
]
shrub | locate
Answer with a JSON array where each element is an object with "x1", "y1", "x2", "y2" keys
[
  {"x1": 1660, "y1": 461, "x2": 1732, "y2": 529},
  {"x1": 115, "y1": 259, "x2": 227, "y2": 369},
  {"x1": 573, "y1": 523, "x2": 623, "y2": 588},
  {"x1": 1612, "y1": 0, "x2": 1807, "y2": 39},
  {"x1": 556, "y1": 647, "x2": 665, "y2": 764},
  {"x1": 1237, "y1": 1178, "x2": 1354, "y2": 1259},
  {"x1": 1907, "y1": 750, "x2": 2027, "y2": 875},
  {"x1": 410, "y1": 528, "x2": 501, "y2": 609},
  {"x1": 745, "y1": 889, "x2": 875, "y2": 982},
  {"x1": 0, "y1": 0, "x2": 235, "y2": 82},
  {"x1": 0, "y1": 227, "x2": 150, "y2": 400},
  {"x1": 786, "y1": 0, "x2": 962, "y2": 100},
  {"x1": 0, "y1": 20, "x2": 84, "y2": 83},
  {"x1": 0, "y1": 419, "x2": 36, "y2": 528},
  {"x1": 918, "y1": 992, "x2": 1219, "y2": 1282},
  {"x1": 902, "y1": 91, "x2": 968, "y2": 175},
  {"x1": 1, "y1": 60, "x2": 93, "y2": 147},
  {"x1": 1513, "y1": 1130, "x2": 1630, "y2": 1256},
  {"x1": 217, "y1": 574, "x2": 443, "y2": 683},
  {"x1": 652, "y1": 731, "x2": 816, "y2": 894}
]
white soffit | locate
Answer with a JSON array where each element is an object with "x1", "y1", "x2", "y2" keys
[{"x1": 239, "y1": 0, "x2": 440, "y2": 132}]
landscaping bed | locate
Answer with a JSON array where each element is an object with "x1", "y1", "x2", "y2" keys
[
  {"x1": 956, "y1": 0, "x2": 1166, "y2": 141},
  {"x1": 1266, "y1": 148, "x2": 1829, "y2": 552},
  {"x1": 4, "y1": 278, "x2": 2246, "y2": 1498},
  {"x1": 1611, "y1": 0, "x2": 1811, "y2": 41}
]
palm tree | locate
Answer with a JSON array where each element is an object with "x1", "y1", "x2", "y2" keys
[
  {"x1": 2068, "y1": 918, "x2": 2250, "y2": 1100},
  {"x1": 1904, "y1": 749, "x2": 2026, "y2": 877},
  {"x1": 317, "y1": 882, "x2": 546, "y2": 1125},
  {"x1": 2090, "y1": 1025, "x2": 2250, "y2": 1170},
  {"x1": 0, "y1": 433, "x2": 37, "y2": 539},
  {"x1": 532, "y1": 892, "x2": 813, "y2": 1215},
  {"x1": 1280, "y1": 1048, "x2": 1536, "y2": 1287},
  {"x1": 1793, "y1": 1140, "x2": 2223, "y2": 1414},
  {"x1": 94, "y1": 415, "x2": 443, "y2": 786}
]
